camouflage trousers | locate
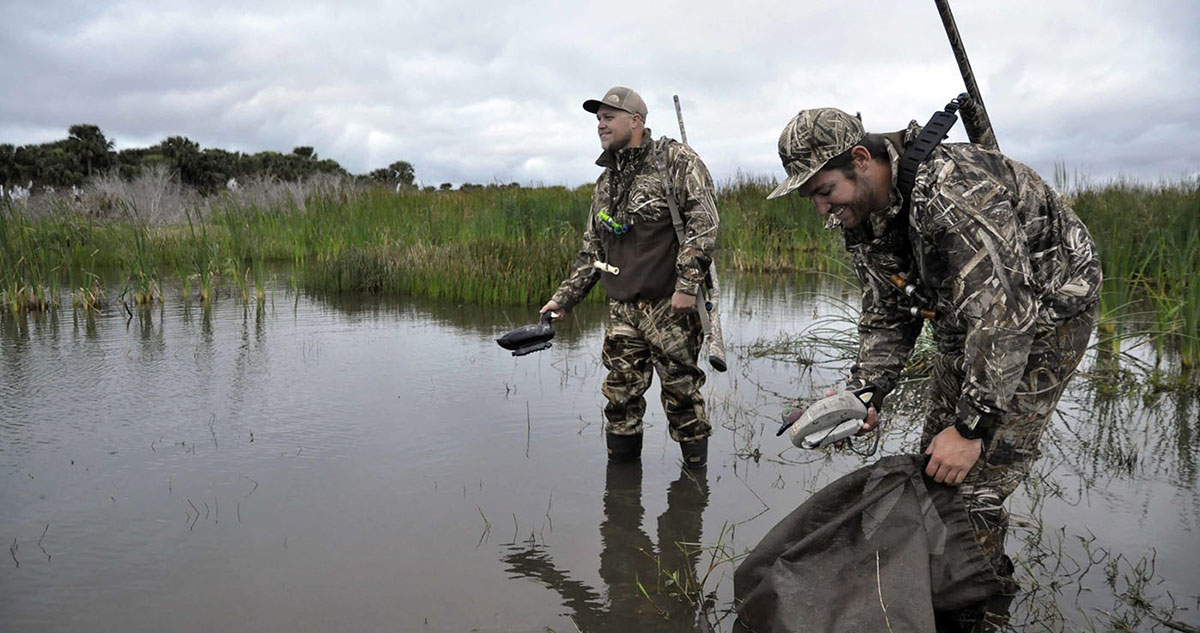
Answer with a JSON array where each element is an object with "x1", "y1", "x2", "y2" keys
[
  {"x1": 920, "y1": 305, "x2": 1097, "y2": 574},
  {"x1": 601, "y1": 298, "x2": 711, "y2": 442}
]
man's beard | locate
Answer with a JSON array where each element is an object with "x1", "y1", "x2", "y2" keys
[
  {"x1": 824, "y1": 173, "x2": 873, "y2": 230},
  {"x1": 823, "y1": 204, "x2": 860, "y2": 230}
]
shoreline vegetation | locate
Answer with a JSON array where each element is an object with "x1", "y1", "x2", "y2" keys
[{"x1": 2, "y1": 169, "x2": 1198, "y2": 367}]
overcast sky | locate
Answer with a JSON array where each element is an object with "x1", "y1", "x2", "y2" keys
[{"x1": 3, "y1": 0, "x2": 1197, "y2": 188}]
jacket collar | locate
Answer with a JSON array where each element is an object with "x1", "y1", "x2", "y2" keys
[
  {"x1": 595, "y1": 128, "x2": 655, "y2": 170},
  {"x1": 868, "y1": 120, "x2": 922, "y2": 234}
]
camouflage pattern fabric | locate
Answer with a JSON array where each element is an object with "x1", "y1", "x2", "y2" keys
[
  {"x1": 844, "y1": 120, "x2": 1102, "y2": 436},
  {"x1": 922, "y1": 305, "x2": 1097, "y2": 572},
  {"x1": 831, "y1": 120, "x2": 1101, "y2": 579},
  {"x1": 601, "y1": 298, "x2": 710, "y2": 442},
  {"x1": 550, "y1": 130, "x2": 720, "y2": 309}
]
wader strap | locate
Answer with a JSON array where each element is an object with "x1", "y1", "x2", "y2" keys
[{"x1": 897, "y1": 93, "x2": 967, "y2": 214}]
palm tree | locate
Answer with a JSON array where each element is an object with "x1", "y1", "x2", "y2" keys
[{"x1": 67, "y1": 124, "x2": 115, "y2": 177}]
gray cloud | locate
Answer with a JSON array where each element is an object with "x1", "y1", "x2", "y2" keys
[{"x1": 3, "y1": 0, "x2": 1197, "y2": 187}]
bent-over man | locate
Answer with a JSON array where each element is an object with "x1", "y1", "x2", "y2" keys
[{"x1": 768, "y1": 105, "x2": 1101, "y2": 626}]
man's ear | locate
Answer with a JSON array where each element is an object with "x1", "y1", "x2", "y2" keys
[{"x1": 850, "y1": 145, "x2": 872, "y2": 168}]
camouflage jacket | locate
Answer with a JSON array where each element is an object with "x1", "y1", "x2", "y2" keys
[
  {"x1": 845, "y1": 121, "x2": 1102, "y2": 433},
  {"x1": 551, "y1": 131, "x2": 720, "y2": 310}
]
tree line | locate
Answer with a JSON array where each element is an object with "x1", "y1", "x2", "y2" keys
[{"x1": 0, "y1": 124, "x2": 416, "y2": 194}]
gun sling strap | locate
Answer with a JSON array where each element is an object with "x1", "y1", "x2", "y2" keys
[
  {"x1": 659, "y1": 148, "x2": 712, "y2": 312},
  {"x1": 896, "y1": 93, "x2": 969, "y2": 215}
]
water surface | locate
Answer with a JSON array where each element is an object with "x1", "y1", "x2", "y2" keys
[{"x1": 2, "y1": 277, "x2": 1196, "y2": 632}]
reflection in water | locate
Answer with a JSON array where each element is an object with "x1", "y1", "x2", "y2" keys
[
  {"x1": 504, "y1": 464, "x2": 711, "y2": 633},
  {"x1": 71, "y1": 307, "x2": 99, "y2": 340},
  {"x1": 135, "y1": 304, "x2": 166, "y2": 359},
  {"x1": 305, "y1": 289, "x2": 609, "y2": 353}
]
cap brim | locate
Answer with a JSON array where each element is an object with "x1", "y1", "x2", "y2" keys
[
  {"x1": 583, "y1": 99, "x2": 637, "y2": 115},
  {"x1": 765, "y1": 155, "x2": 837, "y2": 200},
  {"x1": 766, "y1": 171, "x2": 810, "y2": 200}
]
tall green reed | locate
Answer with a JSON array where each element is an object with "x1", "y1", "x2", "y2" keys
[
  {"x1": 0, "y1": 199, "x2": 104, "y2": 311},
  {"x1": 1074, "y1": 178, "x2": 1200, "y2": 366},
  {"x1": 716, "y1": 174, "x2": 843, "y2": 273},
  {"x1": 3, "y1": 174, "x2": 1198, "y2": 366}
]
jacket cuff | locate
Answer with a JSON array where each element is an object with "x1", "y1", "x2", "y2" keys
[
  {"x1": 954, "y1": 418, "x2": 988, "y2": 440},
  {"x1": 847, "y1": 376, "x2": 894, "y2": 411},
  {"x1": 550, "y1": 292, "x2": 577, "y2": 312},
  {"x1": 674, "y1": 278, "x2": 700, "y2": 296},
  {"x1": 956, "y1": 396, "x2": 1002, "y2": 431},
  {"x1": 954, "y1": 405, "x2": 999, "y2": 440}
]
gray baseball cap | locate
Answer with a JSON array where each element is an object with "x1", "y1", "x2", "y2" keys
[
  {"x1": 767, "y1": 107, "x2": 865, "y2": 199},
  {"x1": 583, "y1": 86, "x2": 648, "y2": 119}
]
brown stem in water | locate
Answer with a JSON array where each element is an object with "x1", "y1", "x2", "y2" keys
[{"x1": 876, "y1": 550, "x2": 894, "y2": 633}]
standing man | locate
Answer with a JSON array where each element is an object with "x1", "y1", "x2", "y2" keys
[
  {"x1": 767, "y1": 107, "x2": 1101, "y2": 598},
  {"x1": 540, "y1": 86, "x2": 720, "y2": 469}
]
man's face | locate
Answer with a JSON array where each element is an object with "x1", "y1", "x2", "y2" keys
[
  {"x1": 798, "y1": 166, "x2": 877, "y2": 230},
  {"x1": 596, "y1": 105, "x2": 638, "y2": 151}
]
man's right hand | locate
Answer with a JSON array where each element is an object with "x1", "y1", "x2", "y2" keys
[
  {"x1": 859, "y1": 404, "x2": 879, "y2": 435},
  {"x1": 539, "y1": 300, "x2": 565, "y2": 322},
  {"x1": 823, "y1": 389, "x2": 879, "y2": 435}
]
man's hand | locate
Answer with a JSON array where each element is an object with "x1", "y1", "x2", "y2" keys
[
  {"x1": 822, "y1": 389, "x2": 878, "y2": 437},
  {"x1": 671, "y1": 291, "x2": 696, "y2": 314},
  {"x1": 924, "y1": 425, "x2": 983, "y2": 485},
  {"x1": 539, "y1": 300, "x2": 565, "y2": 322},
  {"x1": 859, "y1": 404, "x2": 878, "y2": 435}
]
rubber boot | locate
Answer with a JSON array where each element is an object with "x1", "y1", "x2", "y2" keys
[
  {"x1": 680, "y1": 437, "x2": 708, "y2": 469},
  {"x1": 606, "y1": 433, "x2": 642, "y2": 463}
]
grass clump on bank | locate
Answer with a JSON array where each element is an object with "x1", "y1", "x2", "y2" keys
[
  {"x1": 716, "y1": 174, "x2": 842, "y2": 273},
  {"x1": 1, "y1": 177, "x2": 596, "y2": 310},
  {"x1": 1073, "y1": 179, "x2": 1200, "y2": 366},
  {"x1": 2, "y1": 171, "x2": 1198, "y2": 362},
  {"x1": 0, "y1": 173, "x2": 829, "y2": 311}
]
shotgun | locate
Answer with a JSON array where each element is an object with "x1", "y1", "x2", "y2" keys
[{"x1": 672, "y1": 95, "x2": 727, "y2": 373}]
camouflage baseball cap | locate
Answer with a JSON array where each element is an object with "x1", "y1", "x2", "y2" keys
[
  {"x1": 766, "y1": 108, "x2": 865, "y2": 199},
  {"x1": 583, "y1": 86, "x2": 648, "y2": 119}
]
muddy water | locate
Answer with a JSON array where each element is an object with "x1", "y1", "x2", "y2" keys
[{"x1": 1, "y1": 276, "x2": 1197, "y2": 633}]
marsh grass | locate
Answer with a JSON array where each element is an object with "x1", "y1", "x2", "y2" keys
[
  {"x1": 639, "y1": 520, "x2": 746, "y2": 631},
  {"x1": 0, "y1": 201, "x2": 109, "y2": 312},
  {"x1": 1075, "y1": 179, "x2": 1200, "y2": 366},
  {"x1": 717, "y1": 174, "x2": 841, "y2": 273},
  {"x1": 2, "y1": 173, "x2": 1198, "y2": 365}
]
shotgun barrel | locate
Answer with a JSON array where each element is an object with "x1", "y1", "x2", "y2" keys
[{"x1": 934, "y1": 0, "x2": 1000, "y2": 151}]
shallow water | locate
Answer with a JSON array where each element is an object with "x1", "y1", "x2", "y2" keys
[{"x1": 1, "y1": 276, "x2": 1197, "y2": 632}]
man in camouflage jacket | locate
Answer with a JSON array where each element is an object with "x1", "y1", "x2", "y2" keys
[
  {"x1": 540, "y1": 86, "x2": 720, "y2": 469},
  {"x1": 767, "y1": 107, "x2": 1101, "y2": 592}
]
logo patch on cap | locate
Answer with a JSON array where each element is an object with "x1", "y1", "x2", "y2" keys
[{"x1": 606, "y1": 95, "x2": 619, "y2": 103}]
